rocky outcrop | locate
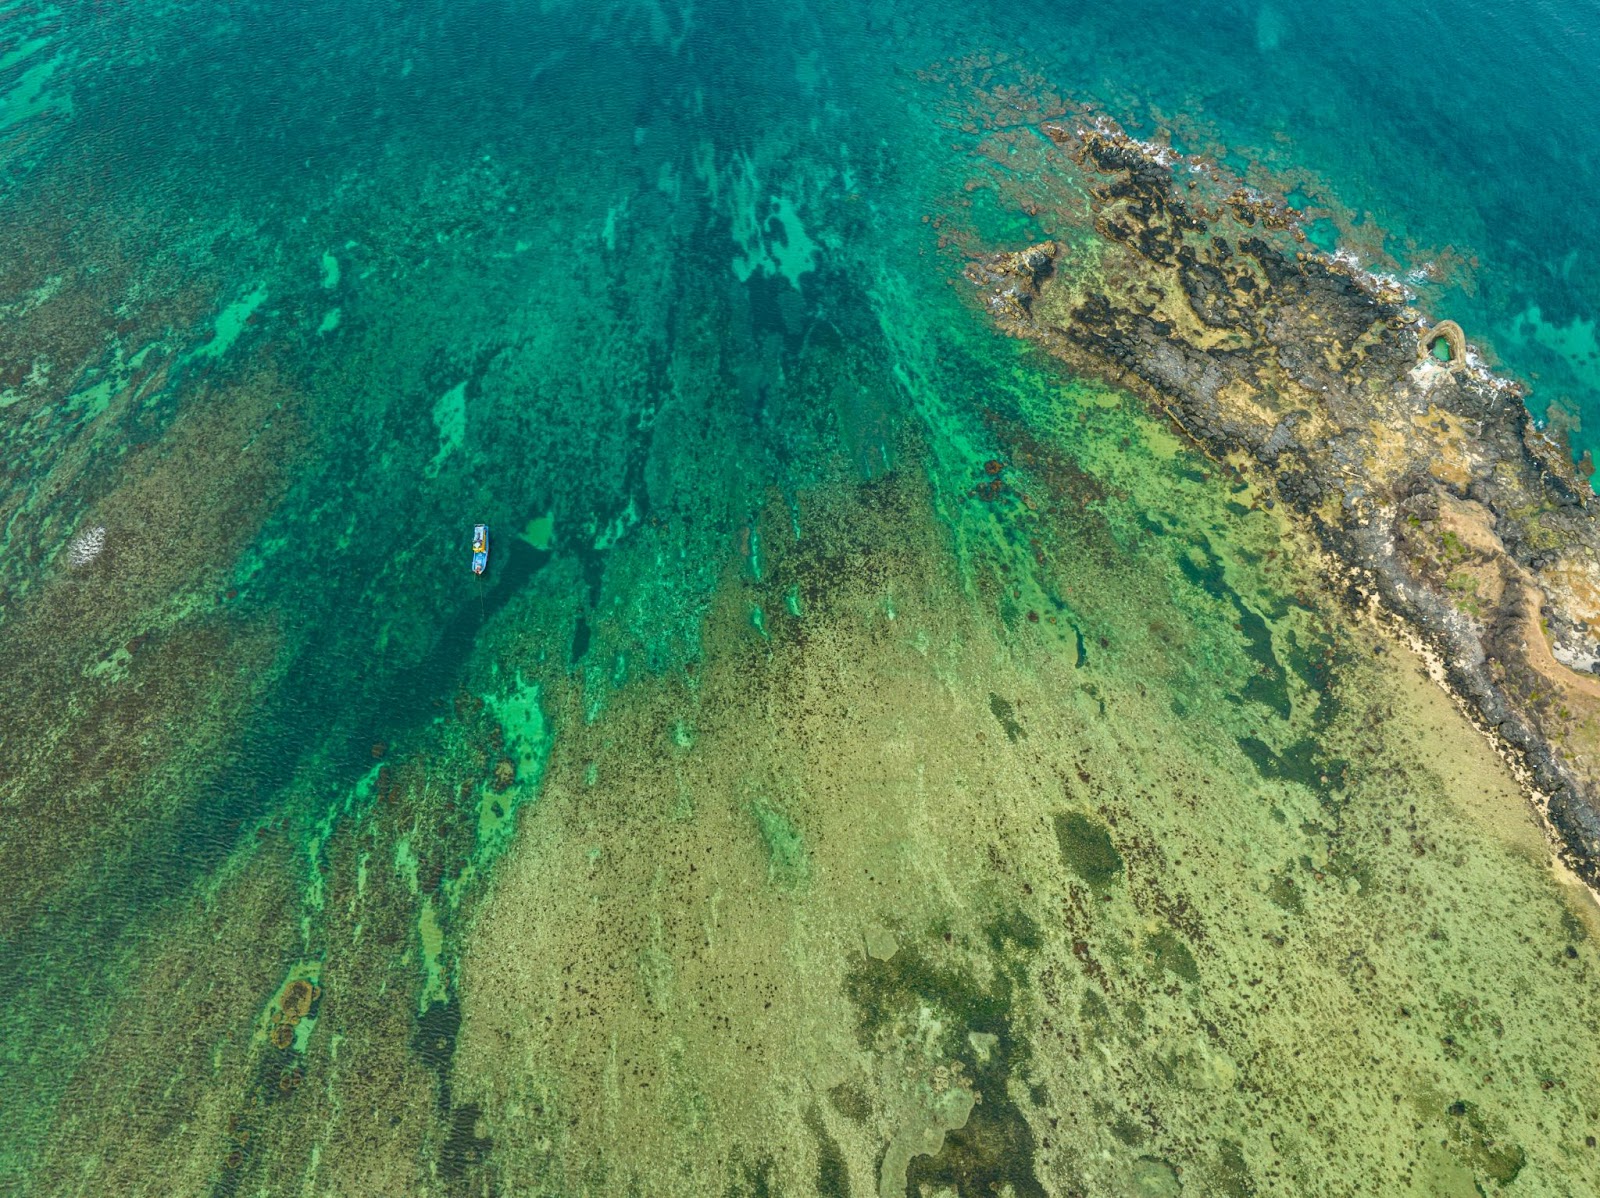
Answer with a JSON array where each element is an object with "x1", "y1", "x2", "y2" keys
[{"x1": 968, "y1": 120, "x2": 1600, "y2": 887}]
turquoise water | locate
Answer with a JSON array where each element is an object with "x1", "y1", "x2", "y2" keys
[
  {"x1": 6, "y1": 1, "x2": 1600, "y2": 1192},
  {"x1": 7, "y1": 1, "x2": 1598, "y2": 440},
  {"x1": 1042, "y1": 0, "x2": 1600, "y2": 442}
]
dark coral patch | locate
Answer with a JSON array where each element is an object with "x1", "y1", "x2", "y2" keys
[{"x1": 1053, "y1": 811, "x2": 1123, "y2": 889}]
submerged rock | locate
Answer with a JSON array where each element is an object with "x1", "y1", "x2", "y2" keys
[{"x1": 970, "y1": 119, "x2": 1600, "y2": 888}]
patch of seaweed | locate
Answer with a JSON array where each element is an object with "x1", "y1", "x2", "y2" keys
[{"x1": 844, "y1": 912, "x2": 1046, "y2": 1197}]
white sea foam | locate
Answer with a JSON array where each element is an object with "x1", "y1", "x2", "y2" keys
[
  {"x1": 1323, "y1": 247, "x2": 1414, "y2": 301},
  {"x1": 66, "y1": 524, "x2": 106, "y2": 568},
  {"x1": 1079, "y1": 117, "x2": 1178, "y2": 166}
]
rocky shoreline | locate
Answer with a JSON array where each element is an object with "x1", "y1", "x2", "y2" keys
[{"x1": 967, "y1": 119, "x2": 1600, "y2": 889}]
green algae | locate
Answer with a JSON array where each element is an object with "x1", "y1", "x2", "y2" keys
[
  {"x1": 0, "y1": 44, "x2": 73, "y2": 133},
  {"x1": 426, "y1": 381, "x2": 467, "y2": 477},
  {"x1": 843, "y1": 915, "x2": 1046, "y2": 1198},
  {"x1": 193, "y1": 285, "x2": 267, "y2": 361},
  {"x1": 751, "y1": 796, "x2": 807, "y2": 887},
  {"x1": 1143, "y1": 928, "x2": 1200, "y2": 984},
  {"x1": 1053, "y1": 811, "x2": 1123, "y2": 890},
  {"x1": 987, "y1": 692, "x2": 1026, "y2": 741},
  {"x1": 1445, "y1": 1099, "x2": 1526, "y2": 1184},
  {"x1": 1265, "y1": 871, "x2": 1305, "y2": 914},
  {"x1": 473, "y1": 674, "x2": 551, "y2": 871},
  {"x1": 522, "y1": 511, "x2": 555, "y2": 551},
  {"x1": 804, "y1": 1107, "x2": 850, "y2": 1198}
]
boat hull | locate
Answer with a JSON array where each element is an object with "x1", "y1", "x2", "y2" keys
[{"x1": 472, "y1": 524, "x2": 489, "y2": 575}]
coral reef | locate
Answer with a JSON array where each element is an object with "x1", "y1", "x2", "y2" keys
[
  {"x1": 280, "y1": 979, "x2": 316, "y2": 1023},
  {"x1": 9, "y1": 11, "x2": 1600, "y2": 1192},
  {"x1": 263, "y1": 975, "x2": 321, "y2": 1054}
]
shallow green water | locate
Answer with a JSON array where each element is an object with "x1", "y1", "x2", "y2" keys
[{"x1": 4, "y1": 1, "x2": 1600, "y2": 1193}]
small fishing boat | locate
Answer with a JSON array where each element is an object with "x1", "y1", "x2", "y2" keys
[{"x1": 471, "y1": 524, "x2": 489, "y2": 575}]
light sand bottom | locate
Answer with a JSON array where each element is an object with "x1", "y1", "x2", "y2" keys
[{"x1": 455, "y1": 475, "x2": 1600, "y2": 1197}]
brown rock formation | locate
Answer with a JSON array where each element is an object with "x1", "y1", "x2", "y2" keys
[
  {"x1": 967, "y1": 120, "x2": 1600, "y2": 886},
  {"x1": 1421, "y1": 319, "x2": 1468, "y2": 368}
]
